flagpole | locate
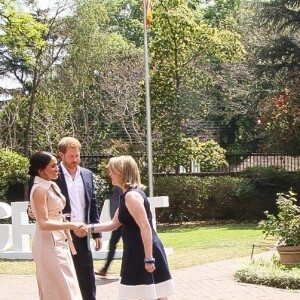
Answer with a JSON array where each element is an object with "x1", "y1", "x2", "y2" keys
[{"x1": 143, "y1": 0, "x2": 153, "y2": 197}]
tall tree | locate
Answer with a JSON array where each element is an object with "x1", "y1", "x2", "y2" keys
[
  {"x1": 98, "y1": 0, "x2": 144, "y2": 47},
  {"x1": 253, "y1": 0, "x2": 300, "y2": 154},
  {"x1": 0, "y1": 0, "x2": 145, "y2": 155},
  {"x1": 0, "y1": 0, "x2": 71, "y2": 155},
  {"x1": 142, "y1": 0, "x2": 245, "y2": 170},
  {"x1": 40, "y1": 0, "x2": 144, "y2": 154}
]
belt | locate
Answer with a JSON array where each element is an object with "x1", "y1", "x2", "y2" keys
[{"x1": 61, "y1": 213, "x2": 77, "y2": 255}]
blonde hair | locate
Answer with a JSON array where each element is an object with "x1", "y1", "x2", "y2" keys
[
  {"x1": 107, "y1": 155, "x2": 146, "y2": 190},
  {"x1": 58, "y1": 137, "x2": 81, "y2": 154}
]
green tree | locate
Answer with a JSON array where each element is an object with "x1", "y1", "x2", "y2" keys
[
  {"x1": 189, "y1": 0, "x2": 242, "y2": 27},
  {"x1": 204, "y1": 0, "x2": 260, "y2": 153},
  {"x1": 39, "y1": 0, "x2": 144, "y2": 154},
  {"x1": 253, "y1": 0, "x2": 300, "y2": 154},
  {"x1": 0, "y1": 0, "x2": 47, "y2": 73},
  {"x1": 143, "y1": 0, "x2": 245, "y2": 169},
  {"x1": 98, "y1": 0, "x2": 144, "y2": 47},
  {"x1": 0, "y1": 0, "x2": 69, "y2": 155},
  {"x1": 0, "y1": 0, "x2": 146, "y2": 155}
]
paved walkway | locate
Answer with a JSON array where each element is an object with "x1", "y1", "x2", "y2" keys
[{"x1": 2, "y1": 251, "x2": 300, "y2": 299}]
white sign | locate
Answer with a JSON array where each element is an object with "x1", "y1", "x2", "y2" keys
[{"x1": 0, "y1": 196, "x2": 171, "y2": 259}]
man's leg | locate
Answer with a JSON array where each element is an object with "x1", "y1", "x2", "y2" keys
[
  {"x1": 72, "y1": 235, "x2": 96, "y2": 300},
  {"x1": 99, "y1": 226, "x2": 122, "y2": 275}
]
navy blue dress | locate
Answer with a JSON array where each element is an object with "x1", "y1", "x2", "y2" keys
[{"x1": 118, "y1": 188, "x2": 175, "y2": 299}]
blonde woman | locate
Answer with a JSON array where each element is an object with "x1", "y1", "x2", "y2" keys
[{"x1": 80, "y1": 155, "x2": 175, "y2": 300}]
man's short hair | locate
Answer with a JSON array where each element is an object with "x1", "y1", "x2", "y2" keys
[{"x1": 58, "y1": 137, "x2": 81, "y2": 154}]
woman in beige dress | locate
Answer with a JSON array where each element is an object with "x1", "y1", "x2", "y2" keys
[{"x1": 29, "y1": 151, "x2": 85, "y2": 300}]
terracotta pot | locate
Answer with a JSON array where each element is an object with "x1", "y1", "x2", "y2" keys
[{"x1": 277, "y1": 245, "x2": 300, "y2": 265}]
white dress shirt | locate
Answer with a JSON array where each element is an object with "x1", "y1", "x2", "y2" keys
[{"x1": 60, "y1": 163, "x2": 86, "y2": 222}]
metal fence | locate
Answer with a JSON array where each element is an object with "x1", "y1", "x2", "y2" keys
[
  {"x1": 213, "y1": 153, "x2": 300, "y2": 173},
  {"x1": 80, "y1": 153, "x2": 300, "y2": 175}
]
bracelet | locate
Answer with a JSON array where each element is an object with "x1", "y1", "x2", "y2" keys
[
  {"x1": 144, "y1": 258, "x2": 155, "y2": 264},
  {"x1": 89, "y1": 224, "x2": 95, "y2": 234}
]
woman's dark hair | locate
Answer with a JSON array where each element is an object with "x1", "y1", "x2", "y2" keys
[{"x1": 28, "y1": 151, "x2": 53, "y2": 177}]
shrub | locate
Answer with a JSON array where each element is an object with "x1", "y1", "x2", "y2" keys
[
  {"x1": 152, "y1": 167, "x2": 300, "y2": 223},
  {"x1": 153, "y1": 176, "x2": 250, "y2": 223},
  {"x1": 241, "y1": 166, "x2": 292, "y2": 191},
  {"x1": 241, "y1": 166, "x2": 300, "y2": 214},
  {"x1": 0, "y1": 149, "x2": 29, "y2": 201},
  {"x1": 93, "y1": 173, "x2": 110, "y2": 211},
  {"x1": 235, "y1": 256, "x2": 300, "y2": 289},
  {"x1": 152, "y1": 137, "x2": 227, "y2": 173},
  {"x1": 259, "y1": 191, "x2": 300, "y2": 246}
]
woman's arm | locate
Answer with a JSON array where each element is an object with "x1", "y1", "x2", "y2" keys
[
  {"x1": 88, "y1": 209, "x2": 121, "y2": 233},
  {"x1": 125, "y1": 191, "x2": 153, "y2": 260},
  {"x1": 32, "y1": 186, "x2": 83, "y2": 231}
]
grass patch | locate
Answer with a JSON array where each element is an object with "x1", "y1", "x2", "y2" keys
[
  {"x1": 0, "y1": 222, "x2": 274, "y2": 275},
  {"x1": 158, "y1": 222, "x2": 274, "y2": 268},
  {"x1": 235, "y1": 256, "x2": 300, "y2": 289}
]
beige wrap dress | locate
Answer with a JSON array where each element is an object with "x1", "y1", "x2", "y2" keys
[{"x1": 30, "y1": 176, "x2": 82, "y2": 300}]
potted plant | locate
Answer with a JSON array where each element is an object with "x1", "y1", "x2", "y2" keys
[{"x1": 259, "y1": 190, "x2": 300, "y2": 265}]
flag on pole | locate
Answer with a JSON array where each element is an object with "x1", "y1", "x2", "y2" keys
[
  {"x1": 142, "y1": 0, "x2": 154, "y2": 196},
  {"x1": 144, "y1": 0, "x2": 153, "y2": 28}
]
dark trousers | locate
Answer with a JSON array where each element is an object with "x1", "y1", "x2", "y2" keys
[
  {"x1": 103, "y1": 226, "x2": 122, "y2": 272},
  {"x1": 71, "y1": 233, "x2": 96, "y2": 300}
]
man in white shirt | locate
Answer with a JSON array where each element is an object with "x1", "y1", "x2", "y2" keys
[{"x1": 56, "y1": 137, "x2": 102, "y2": 300}]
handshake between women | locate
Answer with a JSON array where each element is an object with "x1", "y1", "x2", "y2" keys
[
  {"x1": 73, "y1": 221, "x2": 115, "y2": 238},
  {"x1": 72, "y1": 221, "x2": 105, "y2": 237},
  {"x1": 73, "y1": 223, "x2": 90, "y2": 238}
]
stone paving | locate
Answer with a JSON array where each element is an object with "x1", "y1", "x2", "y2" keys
[{"x1": 2, "y1": 251, "x2": 300, "y2": 299}]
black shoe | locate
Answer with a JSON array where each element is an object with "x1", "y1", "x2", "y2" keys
[{"x1": 95, "y1": 269, "x2": 107, "y2": 276}]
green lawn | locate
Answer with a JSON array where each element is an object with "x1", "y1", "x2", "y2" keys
[
  {"x1": 0, "y1": 223, "x2": 275, "y2": 275},
  {"x1": 158, "y1": 222, "x2": 274, "y2": 269}
]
